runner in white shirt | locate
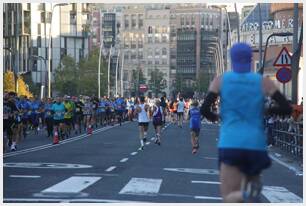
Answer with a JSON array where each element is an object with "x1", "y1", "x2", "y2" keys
[
  {"x1": 134, "y1": 96, "x2": 150, "y2": 150},
  {"x1": 177, "y1": 97, "x2": 185, "y2": 128}
]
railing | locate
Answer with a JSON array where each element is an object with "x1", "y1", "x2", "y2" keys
[{"x1": 268, "y1": 119, "x2": 303, "y2": 159}]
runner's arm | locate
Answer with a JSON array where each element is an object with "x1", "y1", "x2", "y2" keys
[
  {"x1": 263, "y1": 77, "x2": 292, "y2": 116},
  {"x1": 200, "y1": 76, "x2": 221, "y2": 122}
]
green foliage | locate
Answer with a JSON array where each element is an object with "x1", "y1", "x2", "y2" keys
[
  {"x1": 131, "y1": 67, "x2": 146, "y2": 95},
  {"x1": 54, "y1": 49, "x2": 108, "y2": 96},
  {"x1": 148, "y1": 68, "x2": 167, "y2": 97}
]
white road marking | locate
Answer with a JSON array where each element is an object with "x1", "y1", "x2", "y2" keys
[
  {"x1": 4, "y1": 162, "x2": 92, "y2": 169},
  {"x1": 262, "y1": 186, "x2": 302, "y2": 203},
  {"x1": 164, "y1": 168, "x2": 219, "y2": 175},
  {"x1": 10, "y1": 175, "x2": 41, "y2": 178},
  {"x1": 151, "y1": 137, "x2": 155, "y2": 141},
  {"x1": 3, "y1": 198, "x2": 147, "y2": 203},
  {"x1": 119, "y1": 178, "x2": 162, "y2": 195},
  {"x1": 131, "y1": 152, "x2": 137, "y2": 156},
  {"x1": 269, "y1": 154, "x2": 303, "y2": 176},
  {"x1": 203, "y1": 157, "x2": 218, "y2": 160},
  {"x1": 4, "y1": 122, "x2": 129, "y2": 158},
  {"x1": 145, "y1": 142, "x2": 150, "y2": 145},
  {"x1": 105, "y1": 166, "x2": 116, "y2": 172},
  {"x1": 194, "y1": 196, "x2": 222, "y2": 200},
  {"x1": 74, "y1": 173, "x2": 118, "y2": 177},
  {"x1": 42, "y1": 176, "x2": 101, "y2": 193},
  {"x1": 120, "y1": 158, "x2": 129, "y2": 163},
  {"x1": 41, "y1": 176, "x2": 101, "y2": 193},
  {"x1": 191, "y1": 180, "x2": 221, "y2": 185}
]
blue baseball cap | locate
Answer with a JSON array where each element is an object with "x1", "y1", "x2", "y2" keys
[{"x1": 230, "y1": 43, "x2": 252, "y2": 73}]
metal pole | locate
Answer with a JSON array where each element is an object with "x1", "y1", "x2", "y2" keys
[
  {"x1": 107, "y1": 46, "x2": 112, "y2": 97},
  {"x1": 258, "y1": 3, "x2": 263, "y2": 69},
  {"x1": 115, "y1": 50, "x2": 120, "y2": 96},
  {"x1": 121, "y1": 50, "x2": 124, "y2": 97},
  {"x1": 98, "y1": 43, "x2": 103, "y2": 98},
  {"x1": 47, "y1": 4, "x2": 54, "y2": 98},
  {"x1": 234, "y1": 3, "x2": 240, "y2": 42},
  {"x1": 291, "y1": 3, "x2": 299, "y2": 104}
]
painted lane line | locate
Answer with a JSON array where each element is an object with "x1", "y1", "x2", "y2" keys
[
  {"x1": 203, "y1": 157, "x2": 218, "y2": 160},
  {"x1": 105, "y1": 166, "x2": 116, "y2": 172},
  {"x1": 145, "y1": 142, "x2": 150, "y2": 145},
  {"x1": 150, "y1": 137, "x2": 155, "y2": 141},
  {"x1": 130, "y1": 152, "x2": 137, "y2": 156},
  {"x1": 119, "y1": 178, "x2": 162, "y2": 195},
  {"x1": 42, "y1": 176, "x2": 101, "y2": 193},
  {"x1": 261, "y1": 186, "x2": 302, "y2": 203},
  {"x1": 120, "y1": 158, "x2": 129, "y2": 163},
  {"x1": 10, "y1": 175, "x2": 41, "y2": 178},
  {"x1": 4, "y1": 122, "x2": 129, "y2": 158},
  {"x1": 191, "y1": 180, "x2": 221, "y2": 185},
  {"x1": 269, "y1": 154, "x2": 303, "y2": 175},
  {"x1": 74, "y1": 173, "x2": 118, "y2": 177},
  {"x1": 3, "y1": 198, "x2": 147, "y2": 203},
  {"x1": 194, "y1": 196, "x2": 222, "y2": 200},
  {"x1": 164, "y1": 168, "x2": 219, "y2": 175}
]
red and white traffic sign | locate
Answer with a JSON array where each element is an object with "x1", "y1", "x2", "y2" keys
[
  {"x1": 139, "y1": 84, "x2": 148, "y2": 93},
  {"x1": 273, "y1": 47, "x2": 292, "y2": 67},
  {"x1": 276, "y1": 67, "x2": 292, "y2": 84}
]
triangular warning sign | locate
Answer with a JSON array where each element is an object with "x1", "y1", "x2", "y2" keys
[{"x1": 273, "y1": 47, "x2": 292, "y2": 67}]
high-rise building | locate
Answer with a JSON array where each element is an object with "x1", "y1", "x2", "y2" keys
[
  {"x1": 241, "y1": 3, "x2": 272, "y2": 26},
  {"x1": 3, "y1": 3, "x2": 91, "y2": 86}
]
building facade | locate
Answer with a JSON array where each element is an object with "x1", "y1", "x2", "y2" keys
[
  {"x1": 231, "y1": 3, "x2": 303, "y2": 102},
  {"x1": 3, "y1": 3, "x2": 91, "y2": 86}
]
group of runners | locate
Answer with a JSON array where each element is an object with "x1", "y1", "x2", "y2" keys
[{"x1": 3, "y1": 42, "x2": 294, "y2": 203}]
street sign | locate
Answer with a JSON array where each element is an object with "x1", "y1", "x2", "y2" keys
[
  {"x1": 139, "y1": 84, "x2": 148, "y2": 93},
  {"x1": 273, "y1": 47, "x2": 292, "y2": 67},
  {"x1": 276, "y1": 67, "x2": 292, "y2": 84}
]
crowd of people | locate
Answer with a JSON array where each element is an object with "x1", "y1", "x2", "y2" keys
[
  {"x1": 3, "y1": 91, "x2": 204, "y2": 153},
  {"x1": 3, "y1": 42, "x2": 301, "y2": 203}
]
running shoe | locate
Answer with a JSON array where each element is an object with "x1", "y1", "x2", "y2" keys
[
  {"x1": 192, "y1": 147, "x2": 198, "y2": 154},
  {"x1": 242, "y1": 180, "x2": 262, "y2": 203},
  {"x1": 138, "y1": 146, "x2": 144, "y2": 151}
]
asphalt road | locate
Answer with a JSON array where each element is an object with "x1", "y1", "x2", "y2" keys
[{"x1": 3, "y1": 121, "x2": 303, "y2": 203}]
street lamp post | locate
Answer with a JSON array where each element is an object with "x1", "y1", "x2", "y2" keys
[
  {"x1": 107, "y1": 45, "x2": 113, "y2": 97},
  {"x1": 98, "y1": 43, "x2": 103, "y2": 98},
  {"x1": 121, "y1": 50, "x2": 124, "y2": 97},
  {"x1": 115, "y1": 50, "x2": 120, "y2": 96},
  {"x1": 47, "y1": 3, "x2": 70, "y2": 98},
  {"x1": 31, "y1": 55, "x2": 47, "y2": 99},
  {"x1": 234, "y1": 3, "x2": 240, "y2": 42}
]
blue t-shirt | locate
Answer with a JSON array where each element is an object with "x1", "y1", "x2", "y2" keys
[
  {"x1": 51, "y1": 103, "x2": 65, "y2": 120},
  {"x1": 98, "y1": 100, "x2": 106, "y2": 113},
  {"x1": 44, "y1": 103, "x2": 53, "y2": 118},
  {"x1": 189, "y1": 107, "x2": 201, "y2": 130},
  {"x1": 219, "y1": 71, "x2": 266, "y2": 151}
]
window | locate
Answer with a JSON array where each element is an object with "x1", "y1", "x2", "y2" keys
[
  {"x1": 162, "y1": 48, "x2": 167, "y2": 55},
  {"x1": 37, "y1": 24, "x2": 41, "y2": 35},
  {"x1": 131, "y1": 39, "x2": 136, "y2": 49},
  {"x1": 155, "y1": 48, "x2": 160, "y2": 56},
  {"x1": 41, "y1": 12, "x2": 45, "y2": 23},
  {"x1": 37, "y1": 36, "x2": 41, "y2": 47},
  {"x1": 124, "y1": 15, "x2": 129, "y2": 28},
  {"x1": 191, "y1": 15, "x2": 195, "y2": 26},
  {"x1": 138, "y1": 51, "x2": 143, "y2": 59},
  {"x1": 124, "y1": 38, "x2": 129, "y2": 48},
  {"x1": 148, "y1": 36, "x2": 153, "y2": 43},
  {"x1": 180, "y1": 15, "x2": 184, "y2": 25},
  {"x1": 131, "y1": 14, "x2": 136, "y2": 28},
  {"x1": 148, "y1": 26, "x2": 153, "y2": 34},
  {"x1": 162, "y1": 26, "x2": 167, "y2": 33},
  {"x1": 148, "y1": 60, "x2": 152, "y2": 65},
  {"x1": 124, "y1": 52, "x2": 129, "y2": 60},
  {"x1": 155, "y1": 26, "x2": 159, "y2": 33},
  {"x1": 138, "y1": 38, "x2": 143, "y2": 48},
  {"x1": 155, "y1": 60, "x2": 159, "y2": 65},
  {"x1": 138, "y1": 14, "x2": 143, "y2": 29},
  {"x1": 162, "y1": 35, "x2": 167, "y2": 43},
  {"x1": 147, "y1": 48, "x2": 153, "y2": 57},
  {"x1": 70, "y1": 13, "x2": 77, "y2": 25},
  {"x1": 131, "y1": 52, "x2": 136, "y2": 59},
  {"x1": 162, "y1": 59, "x2": 167, "y2": 65},
  {"x1": 155, "y1": 34, "x2": 160, "y2": 43}
]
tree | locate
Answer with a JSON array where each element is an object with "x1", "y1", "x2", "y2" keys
[
  {"x1": 148, "y1": 67, "x2": 167, "y2": 97},
  {"x1": 4, "y1": 71, "x2": 16, "y2": 92},
  {"x1": 54, "y1": 55, "x2": 78, "y2": 96},
  {"x1": 16, "y1": 76, "x2": 33, "y2": 98},
  {"x1": 131, "y1": 67, "x2": 146, "y2": 96},
  {"x1": 78, "y1": 48, "x2": 108, "y2": 96}
]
